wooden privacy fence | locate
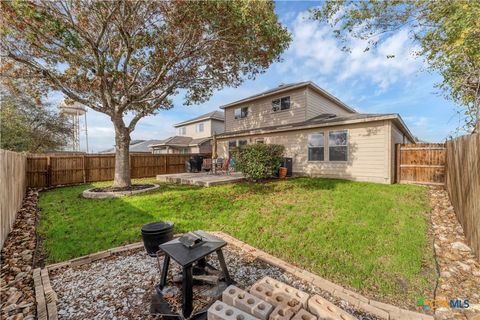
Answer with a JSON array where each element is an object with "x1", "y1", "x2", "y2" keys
[
  {"x1": 0, "y1": 150, "x2": 27, "y2": 249},
  {"x1": 26, "y1": 153, "x2": 210, "y2": 188},
  {"x1": 445, "y1": 134, "x2": 480, "y2": 260},
  {"x1": 395, "y1": 143, "x2": 446, "y2": 185}
]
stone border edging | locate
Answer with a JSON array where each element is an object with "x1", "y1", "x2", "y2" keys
[
  {"x1": 82, "y1": 184, "x2": 160, "y2": 199},
  {"x1": 211, "y1": 231, "x2": 434, "y2": 320}
]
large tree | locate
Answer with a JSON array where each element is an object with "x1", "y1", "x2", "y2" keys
[
  {"x1": 0, "y1": 91, "x2": 73, "y2": 153},
  {"x1": 1, "y1": 0, "x2": 291, "y2": 187},
  {"x1": 311, "y1": 0, "x2": 480, "y2": 132}
]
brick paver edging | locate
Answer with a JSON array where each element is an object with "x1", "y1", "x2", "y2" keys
[
  {"x1": 211, "y1": 231, "x2": 434, "y2": 320},
  {"x1": 39, "y1": 232, "x2": 433, "y2": 320}
]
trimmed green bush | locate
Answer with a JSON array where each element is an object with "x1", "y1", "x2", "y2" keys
[{"x1": 236, "y1": 143, "x2": 285, "y2": 180}]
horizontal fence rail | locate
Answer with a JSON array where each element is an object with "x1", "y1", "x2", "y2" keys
[
  {"x1": 395, "y1": 143, "x2": 446, "y2": 185},
  {"x1": 26, "y1": 153, "x2": 211, "y2": 188},
  {"x1": 445, "y1": 134, "x2": 480, "y2": 260}
]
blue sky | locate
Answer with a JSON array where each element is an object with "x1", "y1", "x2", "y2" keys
[{"x1": 66, "y1": 1, "x2": 463, "y2": 152}]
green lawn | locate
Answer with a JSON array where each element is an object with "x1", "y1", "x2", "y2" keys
[{"x1": 38, "y1": 177, "x2": 436, "y2": 307}]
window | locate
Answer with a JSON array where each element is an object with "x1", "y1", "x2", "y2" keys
[
  {"x1": 195, "y1": 123, "x2": 204, "y2": 133},
  {"x1": 228, "y1": 140, "x2": 237, "y2": 150},
  {"x1": 234, "y1": 107, "x2": 248, "y2": 119},
  {"x1": 272, "y1": 96, "x2": 290, "y2": 112},
  {"x1": 308, "y1": 133, "x2": 325, "y2": 161},
  {"x1": 238, "y1": 139, "x2": 248, "y2": 147},
  {"x1": 329, "y1": 130, "x2": 348, "y2": 161},
  {"x1": 177, "y1": 127, "x2": 186, "y2": 136},
  {"x1": 256, "y1": 139, "x2": 264, "y2": 144}
]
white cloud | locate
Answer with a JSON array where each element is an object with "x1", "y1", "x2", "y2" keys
[{"x1": 280, "y1": 10, "x2": 423, "y2": 92}]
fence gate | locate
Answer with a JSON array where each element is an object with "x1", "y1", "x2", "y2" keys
[{"x1": 395, "y1": 143, "x2": 446, "y2": 185}]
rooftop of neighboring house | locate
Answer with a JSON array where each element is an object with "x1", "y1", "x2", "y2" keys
[
  {"x1": 99, "y1": 139, "x2": 164, "y2": 153},
  {"x1": 219, "y1": 81, "x2": 356, "y2": 114},
  {"x1": 174, "y1": 110, "x2": 224, "y2": 127},
  {"x1": 148, "y1": 136, "x2": 211, "y2": 148}
]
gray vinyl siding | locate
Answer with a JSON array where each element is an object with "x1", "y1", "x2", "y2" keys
[{"x1": 306, "y1": 88, "x2": 353, "y2": 119}]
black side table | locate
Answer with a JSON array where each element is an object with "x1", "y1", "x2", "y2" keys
[{"x1": 158, "y1": 231, "x2": 233, "y2": 318}]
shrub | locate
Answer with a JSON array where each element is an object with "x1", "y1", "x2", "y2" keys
[{"x1": 236, "y1": 143, "x2": 285, "y2": 180}]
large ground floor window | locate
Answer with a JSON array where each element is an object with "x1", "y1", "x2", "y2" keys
[
  {"x1": 329, "y1": 130, "x2": 348, "y2": 161},
  {"x1": 308, "y1": 133, "x2": 325, "y2": 161}
]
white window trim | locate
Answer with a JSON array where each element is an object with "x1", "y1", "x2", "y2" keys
[
  {"x1": 234, "y1": 107, "x2": 248, "y2": 120},
  {"x1": 272, "y1": 96, "x2": 291, "y2": 112},
  {"x1": 307, "y1": 132, "x2": 325, "y2": 162},
  {"x1": 328, "y1": 129, "x2": 349, "y2": 162},
  {"x1": 195, "y1": 123, "x2": 204, "y2": 133}
]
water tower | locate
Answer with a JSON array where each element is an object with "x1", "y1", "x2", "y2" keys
[{"x1": 59, "y1": 99, "x2": 89, "y2": 152}]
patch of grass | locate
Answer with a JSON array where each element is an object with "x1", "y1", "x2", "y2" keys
[{"x1": 38, "y1": 177, "x2": 435, "y2": 307}]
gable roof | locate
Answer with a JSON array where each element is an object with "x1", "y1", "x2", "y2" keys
[
  {"x1": 99, "y1": 139, "x2": 164, "y2": 153},
  {"x1": 148, "y1": 136, "x2": 211, "y2": 148},
  {"x1": 218, "y1": 113, "x2": 415, "y2": 142},
  {"x1": 219, "y1": 81, "x2": 356, "y2": 114},
  {"x1": 174, "y1": 110, "x2": 224, "y2": 127}
]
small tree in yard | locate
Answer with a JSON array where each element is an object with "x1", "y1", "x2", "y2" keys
[
  {"x1": 1, "y1": 1, "x2": 291, "y2": 188},
  {"x1": 236, "y1": 144, "x2": 285, "y2": 181},
  {"x1": 0, "y1": 91, "x2": 73, "y2": 153}
]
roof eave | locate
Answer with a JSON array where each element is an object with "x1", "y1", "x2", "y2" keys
[
  {"x1": 217, "y1": 115, "x2": 412, "y2": 139},
  {"x1": 219, "y1": 82, "x2": 356, "y2": 114}
]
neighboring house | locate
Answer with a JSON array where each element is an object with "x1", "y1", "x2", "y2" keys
[
  {"x1": 216, "y1": 82, "x2": 415, "y2": 184},
  {"x1": 149, "y1": 111, "x2": 224, "y2": 154},
  {"x1": 99, "y1": 139, "x2": 164, "y2": 154}
]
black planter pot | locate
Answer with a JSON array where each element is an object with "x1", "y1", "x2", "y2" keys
[{"x1": 141, "y1": 221, "x2": 174, "y2": 257}]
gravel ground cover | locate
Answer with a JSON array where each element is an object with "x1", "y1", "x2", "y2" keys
[
  {"x1": 0, "y1": 189, "x2": 39, "y2": 320},
  {"x1": 50, "y1": 245, "x2": 379, "y2": 320}
]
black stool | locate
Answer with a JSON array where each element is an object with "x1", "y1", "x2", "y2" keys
[{"x1": 157, "y1": 231, "x2": 233, "y2": 318}]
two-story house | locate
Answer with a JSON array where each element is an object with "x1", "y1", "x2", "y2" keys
[
  {"x1": 149, "y1": 111, "x2": 224, "y2": 154},
  {"x1": 216, "y1": 82, "x2": 415, "y2": 184}
]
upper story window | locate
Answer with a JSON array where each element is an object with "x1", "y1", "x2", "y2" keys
[
  {"x1": 329, "y1": 130, "x2": 348, "y2": 161},
  {"x1": 195, "y1": 123, "x2": 204, "y2": 133},
  {"x1": 308, "y1": 133, "x2": 325, "y2": 161},
  {"x1": 177, "y1": 127, "x2": 186, "y2": 136},
  {"x1": 234, "y1": 107, "x2": 248, "y2": 119},
  {"x1": 272, "y1": 96, "x2": 290, "y2": 112}
]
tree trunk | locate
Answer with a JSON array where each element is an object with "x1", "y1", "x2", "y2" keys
[{"x1": 112, "y1": 120, "x2": 131, "y2": 188}]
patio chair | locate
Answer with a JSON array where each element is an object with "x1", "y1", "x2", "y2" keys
[
  {"x1": 218, "y1": 158, "x2": 230, "y2": 175},
  {"x1": 202, "y1": 158, "x2": 212, "y2": 174}
]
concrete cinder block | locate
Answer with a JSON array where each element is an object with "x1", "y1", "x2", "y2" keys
[
  {"x1": 222, "y1": 285, "x2": 274, "y2": 320},
  {"x1": 250, "y1": 282, "x2": 275, "y2": 304},
  {"x1": 269, "y1": 305, "x2": 295, "y2": 320},
  {"x1": 307, "y1": 295, "x2": 356, "y2": 320},
  {"x1": 291, "y1": 309, "x2": 317, "y2": 320},
  {"x1": 256, "y1": 277, "x2": 309, "y2": 308},
  {"x1": 208, "y1": 300, "x2": 260, "y2": 320}
]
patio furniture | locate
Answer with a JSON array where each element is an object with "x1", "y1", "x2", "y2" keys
[
  {"x1": 218, "y1": 158, "x2": 230, "y2": 175},
  {"x1": 155, "y1": 231, "x2": 233, "y2": 318},
  {"x1": 202, "y1": 158, "x2": 212, "y2": 173}
]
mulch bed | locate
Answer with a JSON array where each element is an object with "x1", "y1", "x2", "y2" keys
[
  {"x1": 89, "y1": 184, "x2": 155, "y2": 193},
  {"x1": 0, "y1": 189, "x2": 39, "y2": 320}
]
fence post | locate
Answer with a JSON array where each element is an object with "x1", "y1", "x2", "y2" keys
[
  {"x1": 164, "y1": 155, "x2": 168, "y2": 174},
  {"x1": 82, "y1": 155, "x2": 87, "y2": 183},
  {"x1": 395, "y1": 144, "x2": 401, "y2": 183},
  {"x1": 46, "y1": 156, "x2": 52, "y2": 187}
]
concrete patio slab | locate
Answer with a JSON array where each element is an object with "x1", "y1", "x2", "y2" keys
[{"x1": 156, "y1": 172, "x2": 244, "y2": 187}]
